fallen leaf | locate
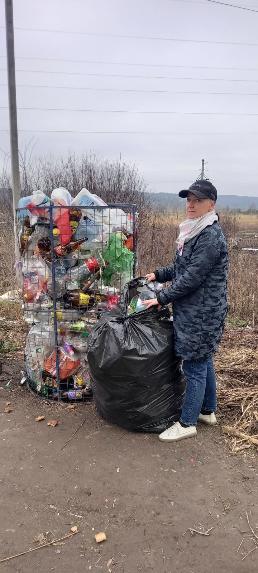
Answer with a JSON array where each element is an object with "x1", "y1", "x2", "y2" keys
[
  {"x1": 47, "y1": 419, "x2": 59, "y2": 427},
  {"x1": 95, "y1": 532, "x2": 107, "y2": 544},
  {"x1": 35, "y1": 416, "x2": 45, "y2": 422},
  {"x1": 107, "y1": 558, "x2": 113, "y2": 569},
  {"x1": 70, "y1": 526, "x2": 78, "y2": 533},
  {"x1": 4, "y1": 407, "x2": 13, "y2": 413},
  {"x1": 66, "y1": 404, "x2": 76, "y2": 411},
  {"x1": 5, "y1": 401, "x2": 11, "y2": 406}
]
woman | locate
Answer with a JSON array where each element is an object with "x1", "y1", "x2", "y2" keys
[{"x1": 143, "y1": 179, "x2": 228, "y2": 442}]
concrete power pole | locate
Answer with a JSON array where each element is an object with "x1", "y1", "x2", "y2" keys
[
  {"x1": 200, "y1": 158, "x2": 205, "y2": 180},
  {"x1": 5, "y1": 0, "x2": 21, "y2": 210}
]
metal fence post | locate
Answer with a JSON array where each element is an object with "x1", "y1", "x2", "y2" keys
[{"x1": 49, "y1": 204, "x2": 60, "y2": 399}]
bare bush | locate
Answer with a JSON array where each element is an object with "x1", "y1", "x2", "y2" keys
[
  {"x1": 219, "y1": 211, "x2": 240, "y2": 241},
  {"x1": 228, "y1": 249, "x2": 258, "y2": 324},
  {"x1": 137, "y1": 211, "x2": 178, "y2": 275},
  {"x1": 0, "y1": 211, "x2": 15, "y2": 294},
  {"x1": 0, "y1": 153, "x2": 149, "y2": 214}
]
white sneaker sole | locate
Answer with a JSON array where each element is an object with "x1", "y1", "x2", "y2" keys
[{"x1": 159, "y1": 430, "x2": 197, "y2": 442}]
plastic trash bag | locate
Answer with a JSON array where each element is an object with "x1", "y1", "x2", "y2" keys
[
  {"x1": 88, "y1": 278, "x2": 185, "y2": 433},
  {"x1": 127, "y1": 278, "x2": 162, "y2": 314},
  {"x1": 102, "y1": 232, "x2": 134, "y2": 286}
]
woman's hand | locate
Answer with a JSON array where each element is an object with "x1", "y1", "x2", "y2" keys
[
  {"x1": 142, "y1": 297, "x2": 159, "y2": 309},
  {"x1": 145, "y1": 272, "x2": 156, "y2": 282}
]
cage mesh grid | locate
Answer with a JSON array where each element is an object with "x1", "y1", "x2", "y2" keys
[{"x1": 17, "y1": 202, "x2": 137, "y2": 401}]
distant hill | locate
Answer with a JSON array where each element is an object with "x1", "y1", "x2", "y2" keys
[{"x1": 149, "y1": 192, "x2": 258, "y2": 212}]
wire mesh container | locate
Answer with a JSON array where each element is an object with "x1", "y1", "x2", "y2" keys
[{"x1": 17, "y1": 193, "x2": 137, "y2": 401}]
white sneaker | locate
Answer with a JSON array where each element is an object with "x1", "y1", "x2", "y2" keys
[
  {"x1": 198, "y1": 412, "x2": 217, "y2": 426},
  {"x1": 159, "y1": 421, "x2": 197, "y2": 442}
]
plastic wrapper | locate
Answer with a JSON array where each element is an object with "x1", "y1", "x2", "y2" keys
[
  {"x1": 102, "y1": 232, "x2": 134, "y2": 287},
  {"x1": 44, "y1": 343, "x2": 81, "y2": 380},
  {"x1": 22, "y1": 255, "x2": 49, "y2": 303},
  {"x1": 88, "y1": 278, "x2": 185, "y2": 432}
]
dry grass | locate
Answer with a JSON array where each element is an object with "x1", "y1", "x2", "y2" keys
[
  {"x1": 0, "y1": 302, "x2": 26, "y2": 362},
  {"x1": 215, "y1": 329, "x2": 258, "y2": 453},
  {"x1": 0, "y1": 214, "x2": 16, "y2": 295},
  {"x1": 237, "y1": 212, "x2": 258, "y2": 231}
]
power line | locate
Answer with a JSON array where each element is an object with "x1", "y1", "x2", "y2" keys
[
  {"x1": 205, "y1": 0, "x2": 258, "y2": 13},
  {"x1": 1, "y1": 106, "x2": 258, "y2": 116},
  {"x1": 170, "y1": 0, "x2": 258, "y2": 5},
  {"x1": 1, "y1": 55, "x2": 258, "y2": 72},
  {"x1": 0, "y1": 26, "x2": 258, "y2": 47},
  {"x1": 2, "y1": 68, "x2": 258, "y2": 83},
  {"x1": 1, "y1": 128, "x2": 258, "y2": 135},
  {"x1": 2, "y1": 83, "x2": 258, "y2": 96}
]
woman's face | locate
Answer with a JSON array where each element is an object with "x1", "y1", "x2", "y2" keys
[{"x1": 186, "y1": 192, "x2": 215, "y2": 219}]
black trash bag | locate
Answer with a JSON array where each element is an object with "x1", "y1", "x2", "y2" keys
[{"x1": 87, "y1": 278, "x2": 185, "y2": 433}]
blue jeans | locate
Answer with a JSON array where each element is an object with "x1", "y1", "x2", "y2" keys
[{"x1": 180, "y1": 356, "x2": 217, "y2": 427}]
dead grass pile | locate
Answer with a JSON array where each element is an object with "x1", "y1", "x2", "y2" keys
[
  {"x1": 216, "y1": 329, "x2": 258, "y2": 453},
  {"x1": 0, "y1": 302, "x2": 26, "y2": 359},
  {"x1": 0, "y1": 214, "x2": 15, "y2": 295}
]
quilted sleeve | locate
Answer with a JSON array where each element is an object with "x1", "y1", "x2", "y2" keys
[
  {"x1": 157, "y1": 230, "x2": 222, "y2": 305},
  {"x1": 155, "y1": 263, "x2": 175, "y2": 284}
]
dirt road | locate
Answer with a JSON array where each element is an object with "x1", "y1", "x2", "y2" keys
[{"x1": 0, "y1": 376, "x2": 257, "y2": 573}]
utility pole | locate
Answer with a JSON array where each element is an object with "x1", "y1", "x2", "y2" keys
[
  {"x1": 5, "y1": 0, "x2": 21, "y2": 210},
  {"x1": 200, "y1": 158, "x2": 205, "y2": 180}
]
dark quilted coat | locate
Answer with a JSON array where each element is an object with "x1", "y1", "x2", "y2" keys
[{"x1": 155, "y1": 222, "x2": 228, "y2": 360}]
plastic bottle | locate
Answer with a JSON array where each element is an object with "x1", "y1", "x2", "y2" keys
[
  {"x1": 74, "y1": 215, "x2": 103, "y2": 245},
  {"x1": 109, "y1": 208, "x2": 133, "y2": 234},
  {"x1": 69, "y1": 208, "x2": 82, "y2": 236},
  {"x1": 25, "y1": 324, "x2": 55, "y2": 391},
  {"x1": 66, "y1": 261, "x2": 91, "y2": 285},
  {"x1": 54, "y1": 236, "x2": 88, "y2": 256},
  {"x1": 54, "y1": 309, "x2": 81, "y2": 322},
  {"x1": 47, "y1": 258, "x2": 67, "y2": 299},
  {"x1": 23, "y1": 223, "x2": 50, "y2": 258},
  {"x1": 19, "y1": 216, "x2": 34, "y2": 254},
  {"x1": 51, "y1": 188, "x2": 73, "y2": 246},
  {"x1": 22, "y1": 255, "x2": 49, "y2": 303},
  {"x1": 65, "y1": 257, "x2": 99, "y2": 289}
]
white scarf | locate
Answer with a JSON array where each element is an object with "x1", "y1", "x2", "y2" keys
[{"x1": 176, "y1": 211, "x2": 218, "y2": 256}]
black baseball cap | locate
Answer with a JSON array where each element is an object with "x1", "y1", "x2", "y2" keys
[{"x1": 179, "y1": 179, "x2": 217, "y2": 201}]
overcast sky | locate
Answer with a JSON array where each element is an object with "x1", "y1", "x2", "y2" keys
[{"x1": 1, "y1": 0, "x2": 258, "y2": 196}]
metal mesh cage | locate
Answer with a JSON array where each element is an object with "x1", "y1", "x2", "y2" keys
[{"x1": 17, "y1": 200, "x2": 137, "y2": 401}]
